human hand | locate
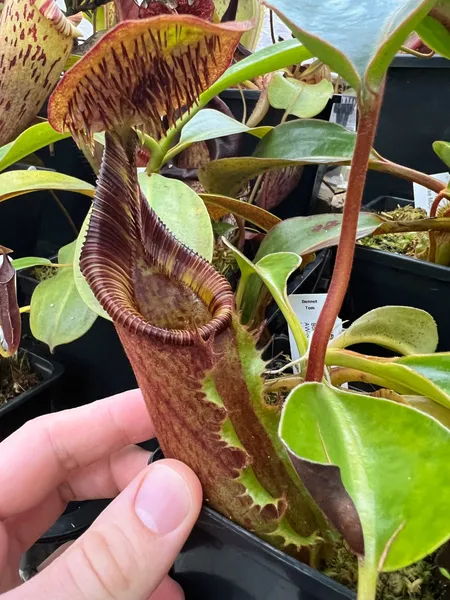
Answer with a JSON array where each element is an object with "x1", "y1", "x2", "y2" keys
[{"x1": 0, "y1": 390, "x2": 202, "y2": 599}]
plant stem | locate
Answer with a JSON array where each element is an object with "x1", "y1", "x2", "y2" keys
[
  {"x1": 269, "y1": 9, "x2": 277, "y2": 44},
  {"x1": 143, "y1": 134, "x2": 165, "y2": 174},
  {"x1": 248, "y1": 173, "x2": 264, "y2": 204},
  {"x1": 306, "y1": 91, "x2": 384, "y2": 382},
  {"x1": 357, "y1": 562, "x2": 378, "y2": 600},
  {"x1": 429, "y1": 190, "x2": 447, "y2": 262},
  {"x1": 399, "y1": 45, "x2": 435, "y2": 58},
  {"x1": 49, "y1": 191, "x2": 78, "y2": 236},
  {"x1": 372, "y1": 216, "x2": 450, "y2": 235},
  {"x1": 264, "y1": 375, "x2": 303, "y2": 392},
  {"x1": 238, "y1": 85, "x2": 247, "y2": 124},
  {"x1": 369, "y1": 159, "x2": 447, "y2": 194}
]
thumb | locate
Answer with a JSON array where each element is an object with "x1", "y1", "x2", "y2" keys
[{"x1": 10, "y1": 459, "x2": 202, "y2": 600}]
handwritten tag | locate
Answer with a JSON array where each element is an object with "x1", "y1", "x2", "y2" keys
[
  {"x1": 413, "y1": 172, "x2": 449, "y2": 214},
  {"x1": 287, "y1": 293, "x2": 343, "y2": 363}
]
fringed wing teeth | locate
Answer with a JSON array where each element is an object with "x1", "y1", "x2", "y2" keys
[
  {"x1": 48, "y1": 15, "x2": 251, "y2": 139},
  {"x1": 80, "y1": 131, "x2": 234, "y2": 345}
]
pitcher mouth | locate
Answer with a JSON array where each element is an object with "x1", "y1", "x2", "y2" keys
[{"x1": 79, "y1": 131, "x2": 234, "y2": 347}]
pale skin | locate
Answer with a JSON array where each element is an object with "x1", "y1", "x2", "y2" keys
[{"x1": 0, "y1": 389, "x2": 203, "y2": 600}]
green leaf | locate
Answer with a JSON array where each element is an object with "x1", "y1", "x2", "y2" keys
[
  {"x1": 280, "y1": 382, "x2": 450, "y2": 576},
  {"x1": 201, "y1": 39, "x2": 313, "y2": 105},
  {"x1": 139, "y1": 173, "x2": 214, "y2": 261},
  {"x1": 329, "y1": 306, "x2": 439, "y2": 355},
  {"x1": 256, "y1": 212, "x2": 382, "y2": 260},
  {"x1": 240, "y1": 212, "x2": 382, "y2": 323},
  {"x1": 416, "y1": 1, "x2": 450, "y2": 59},
  {"x1": 172, "y1": 109, "x2": 270, "y2": 158},
  {"x1": 200, "y1": 193, "x2": 281, "y2": 231},
  {"x1": 395, "y1": 353, "x2": 450, "y2": 398},
  {"x1": 0, "y1": 123, "x2": 70, "y2": 173},
  {"x1": 224, "y1": 240, "x2": 308, "y2": 355},
  {"x1": 73, "y1": 210, "x2": 111, "y2": 321},
  {"x1": 326, "y1": 349, "x2": 450, "y2": 410},
  {"x1": 264, "y1": 0, "x2": 437, "y2": 94},
  {"x1": 198, "y1": 120, "x2": 357, "y2": 195},
  {"x1": 30, "y1": 241, "x2": 97, "y2": 351},
  {"x1": 11, "y1": 257, "x2": 52, "y2": 271},
  {"x1": 268, "y1": 75, "x2": 333, "y2": 119},
  {"x1": 433, "y1": 140, "x2": 450, "y2": 169},
  {"x1": 0, "y1": 170, "x2": 95, "y2": 202},
  {"x1": 404, "y1": 395, "x2": 450, "y2": 429}
]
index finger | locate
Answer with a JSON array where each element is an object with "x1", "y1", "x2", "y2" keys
[{"x1": 0, "y1": 389, "x2": 154, "y2": 519}]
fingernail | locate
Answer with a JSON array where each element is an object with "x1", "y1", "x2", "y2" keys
[{"x1": 135, "y1": 464, "x2": 191, "y2": 534}]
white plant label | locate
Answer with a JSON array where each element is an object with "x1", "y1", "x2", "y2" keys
[
  {"x1": 413, "y1": 172, "x2": 450, "y2": 214},
  {"x1": 287, "y1": 293, "x2": 343, "y2": 363}
]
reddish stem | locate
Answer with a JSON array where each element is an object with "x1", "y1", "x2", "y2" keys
[
  {"x1": 369, "y1": 160, "x2": 445, "y2": 194},
  {"x1": 306, "y1": 91, "x2": 384, "y2": 383},
  {"x1": 428, "y1": 190, "x2": 447, "y2": 263}
]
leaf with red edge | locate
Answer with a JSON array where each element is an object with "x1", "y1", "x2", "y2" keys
[
  {"x1": 0, "y1": 250, "x2": 21, "y2": 358},
  {"x1": 0, "y1": 0, "x2": 80, "y2": 146},
  {"x1": 48, "y1": 15, "x2": 251, "y2": 141}
]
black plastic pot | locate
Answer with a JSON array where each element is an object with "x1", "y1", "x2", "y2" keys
[
  {"x1": 343, "y1": 195, "x2": 450, "y2": 350},
  {"x1": 0, "y1": 349, "x2": 64, "y2": 441},
  {"x1": 220, "y1": 89, "x2": 337, "y2": 220},
  {"x1": 364, "y1": 55, "x2": 450, "y2": 203},
  {"x1": 173, "y1": 507, "x2": 354, "y2": 600}
]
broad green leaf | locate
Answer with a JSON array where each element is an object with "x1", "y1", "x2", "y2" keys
[
  {"x1": 268, "y1": 74, "x2": 333, "y2": 119},
  {"x1": 139, "y1": 173, "x2": 214, "y2": 261},
  {"x1": 214, "y1": 0, "x2": 264, "y2": 50},
  {"x1": 224, "y1": 240, "x2": 308, "y2": 355},
  {"x1": 201, "y1": 39, "x2": 313, "y2": 105},
  {"x1": 198, "y1": 120, "x2": 357, "y2": 195},
  {"x1": 326, "y1": 349, "x2": 450, "y2": 409},
  {"x1": 0, "y1": 123, "x2": 70, "y2": 173},
  {"x1": 256, "y1": 213, "x2": 382, "y2": 260},
  {"x1": 395, "y1": 353, "x2": 450, "y2": 397},
  {"x1": 280, "y1": 382, "x2": 450, "y2": 576},
  {"x1": 173, "y1": 109, "x2": 270, "y2": 158},
  {"x1": 329, "y1": 306, "x2": 438, "y2": 355},
  {"x1": 200, "y1": 193, "x2": 281, "y2": 231},
  {"x1": 0, "y1": 170, "x2": 95, "y2": 202},
  {"x1": 11, "y1": 257, "x2": 52, "y2": 271},
  {"x1": 264, "y1": 0, "x2": 437, "y2": 94},
  {"x1": 404, "y1": 395, "x2": 450, "y2": 429},
  {"x1": 30, "y1": 241, "x2": 97, "y2": 351},
  {"x1": 73, "y1": 210, "x2": 111, "y2": 321},
  {"x1": 416, "y1": 1, "x2": 450, "y2": 59},
  {"x1": 240, "y1": 212, "x2": 382, "y2": 323},
  {"x1": 433, "y1": 140, "x2": 450, "y2": 169}
]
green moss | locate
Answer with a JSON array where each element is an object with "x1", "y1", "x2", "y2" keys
[
  {"x1": 358, "y1": 205, "x2": 428, "y2": 257},
  {"x1": 30, "y1": 265, "x2": 57, "y2": 282},
  {"x1": 325, "y1": 544, "x2": 447, "y2": 599}
]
